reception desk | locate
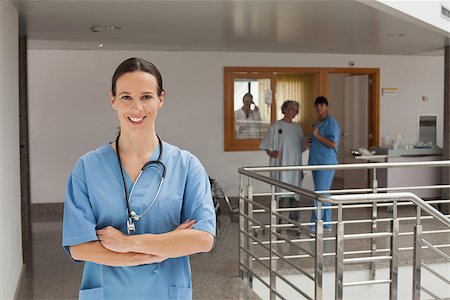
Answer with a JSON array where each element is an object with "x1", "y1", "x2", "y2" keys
[{"x1": 356, "y1": 148, "x2": 443, "y2": 199}]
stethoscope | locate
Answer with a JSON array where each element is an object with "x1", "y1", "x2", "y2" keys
[{"x1": 115, "y1": 134, "x2": 167, "y2": 234}]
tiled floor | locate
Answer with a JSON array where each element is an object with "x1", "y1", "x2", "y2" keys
[{"x1": 15, "y1": 213, "x2": 259, "y2": 300}]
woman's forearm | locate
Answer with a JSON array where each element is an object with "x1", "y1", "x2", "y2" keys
[
  {"x1": 128, "y1": 229, "x2": 214, "y2": 258},
  {"x1": 316, "y1": 134, "x2": 336, "y2": 149},
  {"x1": 70, "y1": 241, "x2": 164, "y2": 267}
]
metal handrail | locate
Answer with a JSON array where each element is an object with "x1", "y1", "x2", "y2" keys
[
  {"x1": 421, "y1": 239, "x2": 450, "y2": 262},
  {"x1": 239, "y1": 167, "x2": 317, "y2": 199},
  {"x1": 238, "y1": 162, "x2": 450, "y2": 300},
  {"x1": 327, "y1": 192, "x2": 450, "y2": 229},
  {"x1": 239, "y1": 167, "x2": 450, "y2": 229},
  {"x1": 242, "y1": 160, "x2": 450, "y2": 172}
]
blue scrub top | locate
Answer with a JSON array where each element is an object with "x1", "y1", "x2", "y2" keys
[
  {"x1": 62, "y1": 141, "x2": 216, "y2": 300},
  {"x1": 308, "y1": 115, "x2": 340, "y2": 165}
]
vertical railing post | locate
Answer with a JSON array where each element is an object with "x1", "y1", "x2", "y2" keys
[
  {"x1": 247, "y1": 177, "x2": 254, "y2": 288},
  {"x1": 389, "y1": 200, "x2": 399, "y2": 300},
  {"x1": 335, "y1": 203, "x2": 344, "y2": 300},
  {"x1": 239, "y1": 174, "x2": 246, "y2": 281},
  {"x1": 315, "y1": 200, "x2": 323, "y2": 300},
  {"x1": 412, "y1": 207, "x2": 422, "y2": 300},
  {"x1": 270, "y1": 184, "x2": 277, "y2": 300},
  {"x1": 370, "y1": 167, "x2": 378, "y2": 280}
]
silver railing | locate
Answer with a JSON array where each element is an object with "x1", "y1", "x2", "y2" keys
[{"x1": 238, "y1": 161, "x2": 450, "y2": 300}]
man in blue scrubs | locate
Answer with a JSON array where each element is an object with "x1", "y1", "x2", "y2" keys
[{"x1": 307, "y1": 96, "x2": 340, "y2": 231}]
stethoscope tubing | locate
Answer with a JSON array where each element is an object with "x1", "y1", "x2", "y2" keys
[
  {"x1": 128, "y1": 173, "x2": 165, "y2": 219},
  {"x1": 115, "y1": 134, "x2": 166, "y2": 222}
]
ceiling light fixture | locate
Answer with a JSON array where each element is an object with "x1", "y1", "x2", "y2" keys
[
  {"x1": 91, "y1": 26, "x2": 101, "y2": 33},
  {"x1": 97, "y1": 43, "x2": 104, "y2": 48},
  {"x1": 388, "y1": 33, "x2": 405, "y2": 37},
  {"x1": 91, "y1": 25, "x2": 122, "y2": 33},
  {"x1": 106, "y1": 25, "x2": 122, "y2": 31}
]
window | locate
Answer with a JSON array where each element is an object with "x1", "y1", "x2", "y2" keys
[
  {"x1": 224, "y1": 67, "x2": 380, "y2": 151},
  {"x1": 233, "y1": 78, "x2": 272, "y2": 140}
]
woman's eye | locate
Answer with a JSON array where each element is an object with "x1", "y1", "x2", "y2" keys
[
  {"x1": 142, "y1": 95, "x2": 151, "y2": 100},
  {"x1": 121, "y1": 95, "x2": 132, "y2": 100}
]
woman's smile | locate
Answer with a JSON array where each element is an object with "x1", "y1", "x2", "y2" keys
[{"x1": 128, "y1": 116, "x2": 146, "y2": 125}]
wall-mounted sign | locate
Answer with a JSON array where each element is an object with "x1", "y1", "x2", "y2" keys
[{"x1": 382, "y1": 87, "x2": 398, "y2": 96}]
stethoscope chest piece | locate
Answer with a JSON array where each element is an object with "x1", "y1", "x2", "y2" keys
[{"x1": 127, "y1": 218, "x2": 136, "y2": 235}]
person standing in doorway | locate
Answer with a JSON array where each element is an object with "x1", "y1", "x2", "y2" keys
[{"x1": 307, "y1": 96, "x2": 340, "y2": 232}]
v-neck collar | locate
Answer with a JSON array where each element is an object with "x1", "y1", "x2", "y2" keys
[{"x1": 100, "y1": 141, "x2": 162, "y2": 190}]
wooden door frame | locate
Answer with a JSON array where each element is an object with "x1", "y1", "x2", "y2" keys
[{"x1": 324, "y1": 68, "x2": 380, "y2": 148}]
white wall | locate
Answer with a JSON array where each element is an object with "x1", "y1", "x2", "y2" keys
[
  {"x1": 28, "y1": 49, "x2": 444, "y2": 204},
  {"x1": 0, "y1": 1, "x2": 22, "y2": 298}
]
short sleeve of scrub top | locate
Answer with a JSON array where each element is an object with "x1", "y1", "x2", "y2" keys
[
  {"x1": 323, "y1": 117, "x2": 340, "y2": 147},
  {"x1": 62, "y1": 159, "x2": 99, "y2": 259},
  {"x1": 181, "y1": 155, "x2": 216, "y2": 237}
]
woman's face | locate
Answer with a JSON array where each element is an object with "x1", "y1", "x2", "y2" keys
[
  {"x1": 111, "y1": 71, "x2": 164, "y2": 133},
  {"x1": 243, "y1": 96, "x2": 253, "y2": 109},
  {"x1": 284, "y1": 105, "x2": 299, "y2": 121}
]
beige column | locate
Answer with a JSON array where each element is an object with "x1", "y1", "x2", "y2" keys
[{"x1": 443, "y1": 46, "x2": 450, "y2": 213}]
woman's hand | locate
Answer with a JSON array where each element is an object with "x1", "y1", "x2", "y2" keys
[
  {"x1": 266, "y1": 150, "x2": 279, "y2": 158},
  {"x1": 141, "y1": 220, "x2": 194, "y2": 263},
  {"x1": 175, "y1": 219, "x2": 196, "y2": 231},
  {"x1": 97, "y1": 220, "x2": 196, "y2": 253},
  {"x1": 145, "y1": 254, "x2": 167, "y2": 264},
  {"x1": 312, "y1": 127, "x2": 320, "y2": 138},
  {"x1": 97, "y1": 226, "x2": 131, "y2": 253}
]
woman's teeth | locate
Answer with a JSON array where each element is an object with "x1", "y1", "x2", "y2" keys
[{"x1": 129, "y1": 117, "x2": 144, "y2": 122}]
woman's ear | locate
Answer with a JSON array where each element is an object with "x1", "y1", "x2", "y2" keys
[
  {"x1": 110, "y1": 91, "x2": 117, "y2": 110},
  {"x1": 158, "y1": 90, "x2": 165, "y2": 108}
]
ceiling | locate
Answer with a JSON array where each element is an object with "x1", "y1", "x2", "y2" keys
[{"x1": 13, "y1": 0, "x2": 450, "y2": 55}]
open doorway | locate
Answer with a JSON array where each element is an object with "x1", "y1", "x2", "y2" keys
[{"x1": 328, "y1": 72, "x2": 376, "y2": 189}]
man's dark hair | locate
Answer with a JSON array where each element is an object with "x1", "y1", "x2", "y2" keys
[{"x1": 314, "y1": 96, "x2": 329, "y2": 106}]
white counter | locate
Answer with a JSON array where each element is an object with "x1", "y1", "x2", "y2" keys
[{"x1": 354, "y1": 148, "x2": 443, "y2": 199}]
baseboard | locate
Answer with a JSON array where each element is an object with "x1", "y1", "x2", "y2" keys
[
  {"x1": 31, "y1": 203, "x2": 64, "y2": 222},
  {"x1": 14, "y1": 264, "x2": 25, "y2": 300}
]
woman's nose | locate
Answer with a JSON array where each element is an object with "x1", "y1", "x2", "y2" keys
[{"x1": 131, "y1": 99, "x2": 143, "y2": 110}]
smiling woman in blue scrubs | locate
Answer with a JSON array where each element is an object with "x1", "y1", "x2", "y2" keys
[{"x1": 62, "y1": 58, "x2": 216, "y2": 300}]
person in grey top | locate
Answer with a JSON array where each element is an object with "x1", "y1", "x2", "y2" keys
[{"x1": 260, "y1": 100, "x2": 307, "y2": 226}]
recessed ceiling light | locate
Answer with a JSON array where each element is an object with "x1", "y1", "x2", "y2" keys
[
  {"x1": 106, "y1": 25, "x2": 122, "y2": 31},
  {"x1": 91, "y1": 25, "x2": 122, "y2": 33},
  {"x1": 388, "y1": 33, "x2": 405, "y2": 37},
  {"x1": 91, "y1": 26, "x2": 101, "y2": 33},
  {"x1": 97, "y1": 43, "x2": 104, "y2": 48}
]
